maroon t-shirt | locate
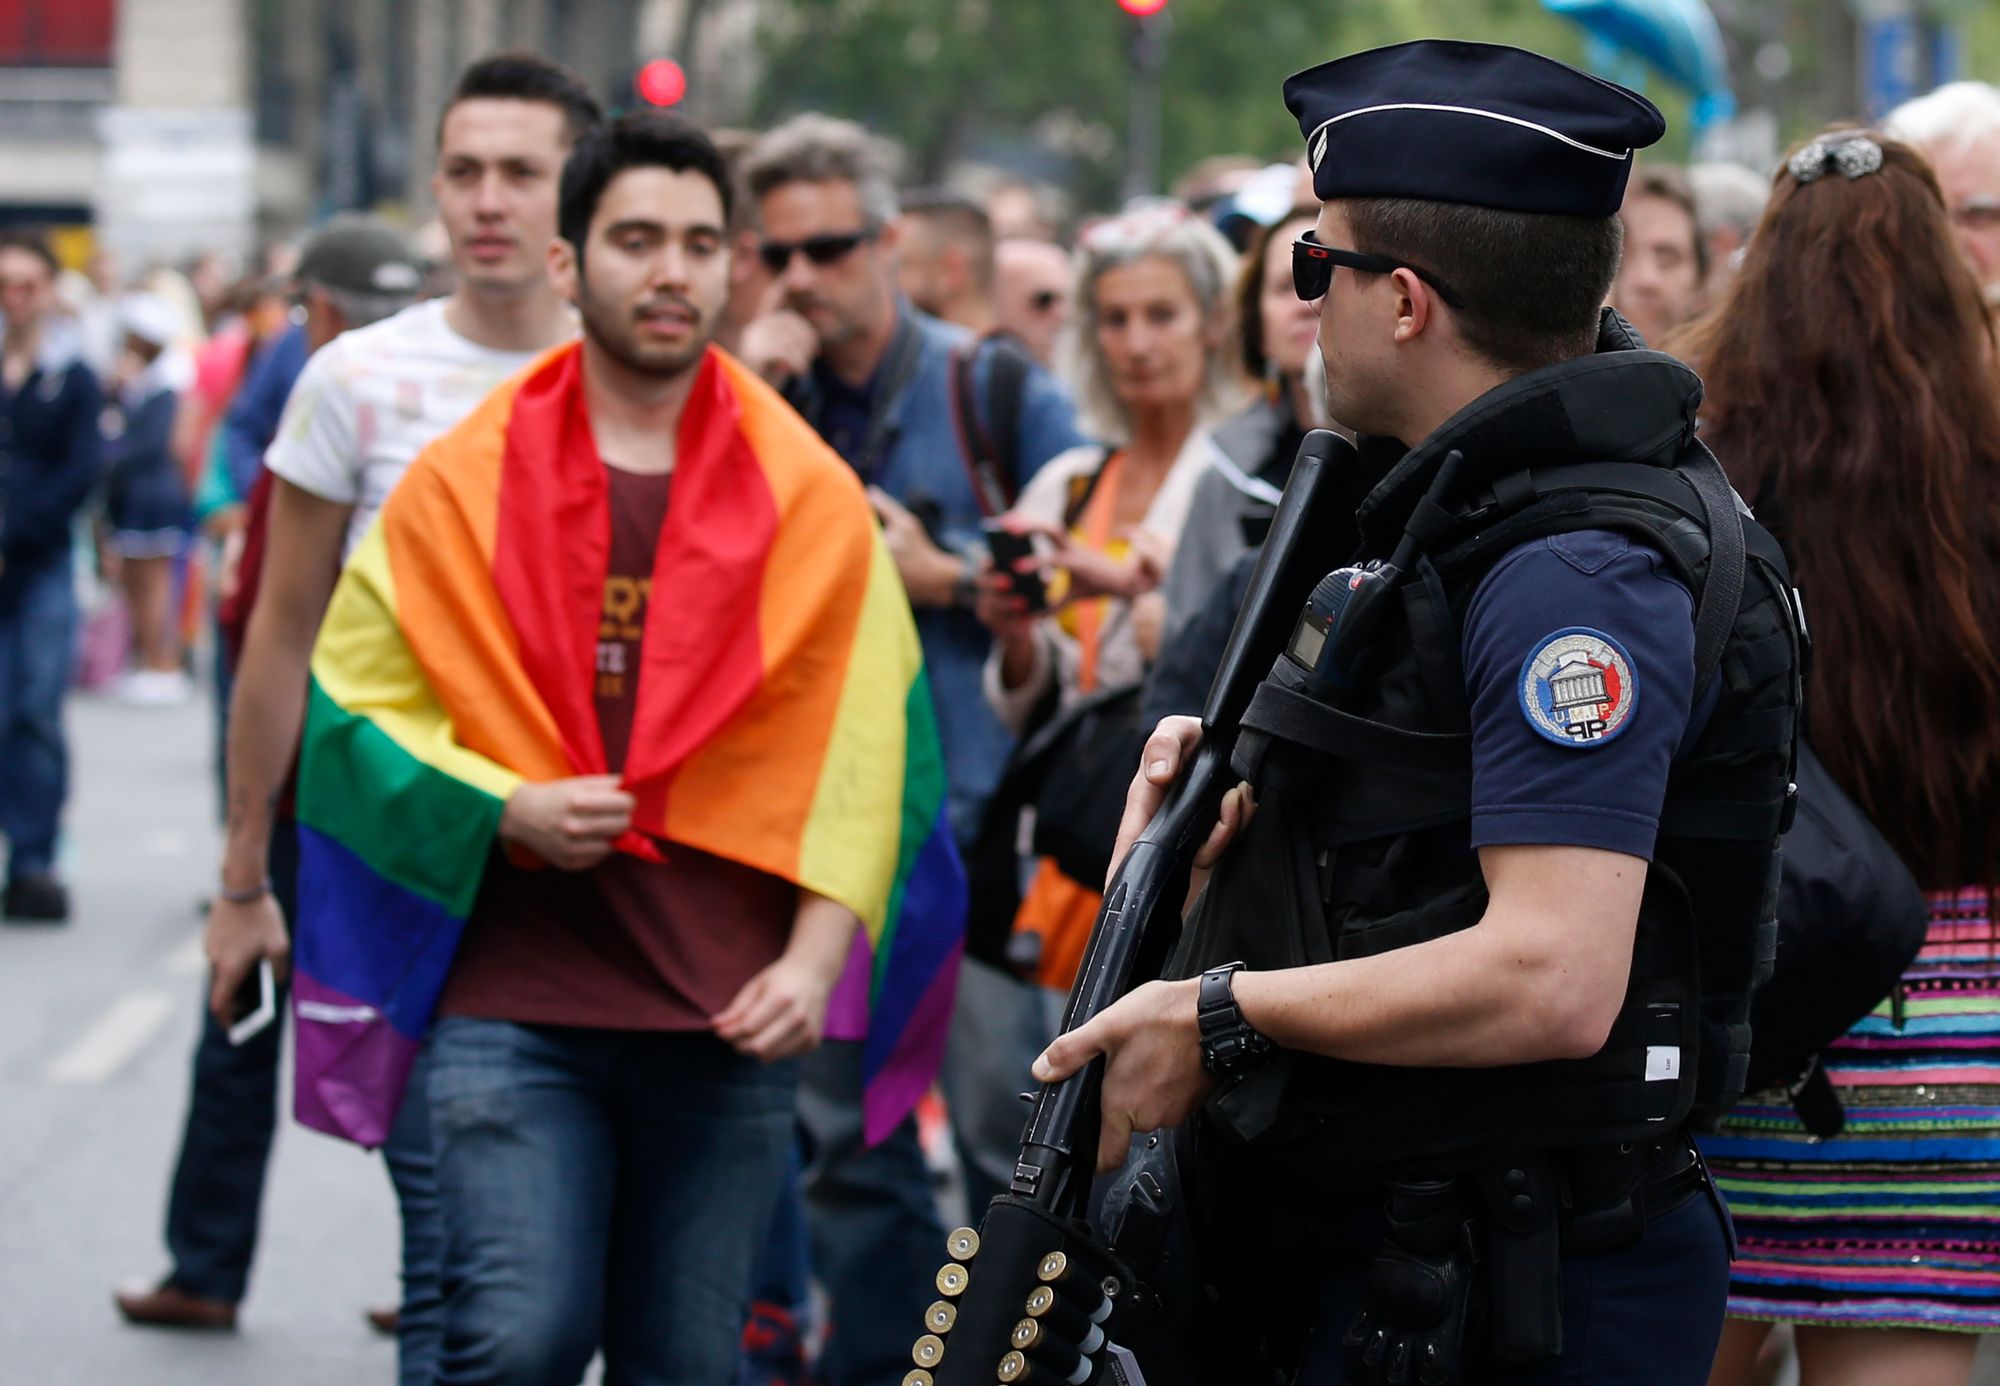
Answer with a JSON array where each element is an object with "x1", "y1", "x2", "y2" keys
[{"x1": 439, "y1": 463, "x2": 795, "y2": 1030}]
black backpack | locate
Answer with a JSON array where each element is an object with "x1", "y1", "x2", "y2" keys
[{"x1": 1751, "y1": 740, "x2": 1929, "y2": 1132}]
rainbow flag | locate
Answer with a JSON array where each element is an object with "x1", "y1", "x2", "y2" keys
[{"x1": 293, "y1": 343, "x2": 965, "y2": 1148}]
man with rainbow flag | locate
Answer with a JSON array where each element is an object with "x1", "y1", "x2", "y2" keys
[{"x1": 290, "y1": 112, "x2": 965, "y2": 1382}]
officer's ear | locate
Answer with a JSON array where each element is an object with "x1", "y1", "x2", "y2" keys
[{"x1": 1390, "y1": 266, "x2": 1435, "y2": 346}]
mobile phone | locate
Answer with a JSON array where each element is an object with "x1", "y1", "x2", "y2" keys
[
  {"x1": 982, "y1": 521, "x2": 1048, "y2": 613},
  {"x1": 226, "y1": 958, "x2": 278, "y2": 1047}
]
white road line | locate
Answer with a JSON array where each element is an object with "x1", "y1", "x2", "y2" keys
[
  {"x1": 47, "y1": 992, "x2": 175, "y2": 1084},
  {"x1": 163, "y1": 931, "x2": 206, "y2": 978}
]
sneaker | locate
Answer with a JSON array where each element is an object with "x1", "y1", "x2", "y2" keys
[
  {"x1": 116, "y1": 669, "x2": 194, "y2": 707},
  {"x1": 3, "y1": 873, "x2": 68, "y2": 923}
]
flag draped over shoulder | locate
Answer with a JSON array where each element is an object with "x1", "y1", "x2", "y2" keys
[{"x1": 293, "y1": 343, "x2": 965, "y2": 1148}]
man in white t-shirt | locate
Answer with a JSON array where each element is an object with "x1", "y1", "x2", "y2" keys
[{"x1": 143, "y1": 55, "x2": 593, "y2": 1380}]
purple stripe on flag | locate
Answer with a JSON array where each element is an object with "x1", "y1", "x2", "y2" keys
[{"x1": 292, "y1": 971, "x2": 421, "y2": 1149}]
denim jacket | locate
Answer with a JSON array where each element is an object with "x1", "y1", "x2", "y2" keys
[{"x1": 792, "y1": 305, "x2": 1087, "y2": 843}]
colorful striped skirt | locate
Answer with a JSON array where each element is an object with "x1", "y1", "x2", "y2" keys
[{"x1": 1702, "y1": 885, "x2": 2000, "y2": 1331}]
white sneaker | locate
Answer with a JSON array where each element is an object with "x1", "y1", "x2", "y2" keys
[{"x1": 116, "y1": 669, "x2": 194, "y2": 707}]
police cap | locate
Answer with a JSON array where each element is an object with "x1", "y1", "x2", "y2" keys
[{"x1": 1284, "y1": 40, "x2": 1666, "y2": 218}]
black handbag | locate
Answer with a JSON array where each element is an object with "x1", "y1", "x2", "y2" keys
[
  {"x1": 963, "y1": 683, "x2": 1147, "y2": 970},
  {"x1": 1747, "y1": 739, "x2": 1930, "y2": 1130}
]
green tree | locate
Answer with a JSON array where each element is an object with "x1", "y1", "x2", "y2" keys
[{"x1": 748, "y1": 0, "x2": 1701, "y2": 210}]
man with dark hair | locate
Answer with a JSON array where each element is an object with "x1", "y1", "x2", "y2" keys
[
  {"x1": 1035, "y1": 39, "x2": 1798, "y2": 1385},
  {"x1": 896, "y1": 188, "x2": 996, "y2": 333},
  {"x1": 1610, "y1": 165, "x2": 1708, "y2": 348},
  {"x1": 120, "y1": 51, "x2": 596, "y2": 1379},
  {"x1": 292, "y1": 109, "x2": 948, "y2": 1384},
  {"x1": 0, "y1": 229, "x2": 101, "y2": 923}
]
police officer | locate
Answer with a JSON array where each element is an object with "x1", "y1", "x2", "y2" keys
[{"x1": 1031, "y1": 40, "x2": 1799, "y2": 1385}]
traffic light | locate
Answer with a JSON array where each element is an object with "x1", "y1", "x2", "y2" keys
[
  {"x1": 636, "y1": 58, "x2": 687, "y2": 107},
  {"x1": 1117, "y1": 0, "x2": 1169, "y2": 13}
]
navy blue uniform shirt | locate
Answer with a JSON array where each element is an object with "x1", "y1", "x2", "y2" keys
[{"x1": 1462, "y1": 529, "x2": 1715, "y2": 862}]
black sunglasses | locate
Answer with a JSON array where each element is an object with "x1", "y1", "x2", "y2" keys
[
  {"x1": 758, "y1": 228, "x2": 878, "y2": 274},
  {"x1": 1292, "y1": 232, "x2": 1464, "y2": 308}
]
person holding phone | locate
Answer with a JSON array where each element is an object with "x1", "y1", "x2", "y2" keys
[{"x1": 978, "y1": 203, "x2": 1245, "y2": 1000}]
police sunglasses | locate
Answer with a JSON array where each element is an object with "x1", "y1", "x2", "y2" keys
[
  {"x1": 758, "y1": 228, "x2": 879, "y2": 274},
  {"x1": 1292, "y1": 232, "x2": 1465, "y2": 308}
]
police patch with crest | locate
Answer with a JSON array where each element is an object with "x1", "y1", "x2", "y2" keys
[{"x1": 1518, "y1": 627, "x2": 1639, "y2": 748}]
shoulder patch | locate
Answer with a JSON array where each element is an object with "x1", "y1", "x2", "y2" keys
[{"x1": 1517, "y1": 627, "x2": 1640, "y2": 748}]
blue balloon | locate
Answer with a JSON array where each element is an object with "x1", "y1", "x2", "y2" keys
[{"x1": 1545, "y1": 0, "x2": 1736, "y2": 128}]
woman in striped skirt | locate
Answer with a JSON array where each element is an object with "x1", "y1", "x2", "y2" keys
[{"x1": 1673, "y1": 129, "x2": 2000, "y2": 1386}]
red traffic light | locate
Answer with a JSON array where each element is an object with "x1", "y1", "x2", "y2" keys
[
  {"x1": 1117, "y1": 0, "x2": 1169, "y2": 12},
  {"x1": 636, "y1": 58, "x2": 687, "y2": 107}
]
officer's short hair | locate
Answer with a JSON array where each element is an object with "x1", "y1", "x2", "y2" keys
[
  {"x1": 438, "y1": 51, "x2": 602, "y2": 149},
  {"x1": 742, "y1": 114, "x2": 903, "y2": 229},
  {"x1": 1344, "y1": 197, "x2": 1624, "y2": 374}
]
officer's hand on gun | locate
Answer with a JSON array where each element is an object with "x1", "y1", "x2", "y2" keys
[{"x1": 1110, "y1": 716, "x2": 1256, "y2": 892}]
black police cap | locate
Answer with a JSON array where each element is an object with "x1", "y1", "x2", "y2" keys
[{"x1": 1284, "y1": 40, "x2": 1666, "y2": 219}]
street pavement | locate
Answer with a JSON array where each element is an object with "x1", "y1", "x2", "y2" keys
[{"x1": 0, "y1": 688, "x2": 399, "y2": 1385}]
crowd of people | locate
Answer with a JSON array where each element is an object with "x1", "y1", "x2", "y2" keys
[{"x1": 0, "y1": 35, "x2": 1997, "y2": 1386}]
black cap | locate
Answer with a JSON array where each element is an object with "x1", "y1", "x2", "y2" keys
[
  {"x1": 295, "y1": 215, "x2": 426, "y2": 298},
  {"x1": 1284, "y1": 40, "x2": 1666, "y2": 218}
]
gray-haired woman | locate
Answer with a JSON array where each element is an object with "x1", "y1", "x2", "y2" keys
[{"x1": 976, "y1": 201, "x2": 1243, "y2": 994}]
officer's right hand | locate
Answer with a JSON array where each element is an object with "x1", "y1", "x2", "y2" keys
[
  {"x1": 205, "y1": 892, "x2": 291, "y2": 1026},
  {"x1": 498, "y1": 776, "x2": 635, "y2": 871},
  {"x1": 1109, "y1": 717, "x2": 1256, "y2": 888}
]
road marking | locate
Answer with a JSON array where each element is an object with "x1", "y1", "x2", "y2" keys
[
  {"x1": 164, "y1": 931, "x2": 206, "y2": 978},
  {"x1": 48, "y1": 992, "x2": 175, "y2": 1084}
]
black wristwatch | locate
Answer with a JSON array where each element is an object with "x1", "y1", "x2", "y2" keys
[
  {"x1": 950, "y1": 560, "x2": 981, "y2": 612},
  {"x1": 1198, "y1": 961, "x2": 1273, "y2": 1077}
]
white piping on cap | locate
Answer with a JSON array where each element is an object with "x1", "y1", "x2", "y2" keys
[{"x1": 1307, "y1": 103, "x2": 1631, "y2": 170}]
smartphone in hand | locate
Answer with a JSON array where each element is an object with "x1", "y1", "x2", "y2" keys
[
  {"x1": 982, "y1": 521, "x2": 1048, "y2": 613},
  {"x1": 225, "y1": 958, "x2": 278, "y2": 1047}
]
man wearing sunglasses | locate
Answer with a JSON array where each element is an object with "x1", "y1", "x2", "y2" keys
[
  {"x1": 737, "y1": 113, "x2": 1086, "y2": 1386},
  {"x1": 1035, "y1": 39, "x2": 1801, "y2": 1386},
  {"x1": 992, "y1": 237, "x2": 1074, "y2": 368}
]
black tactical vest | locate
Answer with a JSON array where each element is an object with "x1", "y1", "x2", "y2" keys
[{"x1": 1177, "y1": 316, "x2": 1802, "y2": 1174}]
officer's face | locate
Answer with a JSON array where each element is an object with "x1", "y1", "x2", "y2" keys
[{"x1": 1311, "y1": 203, "x2": 1399, "y2": 436}]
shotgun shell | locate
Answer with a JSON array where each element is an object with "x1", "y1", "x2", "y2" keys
[
  {"x1": 902, "y1": 1374, "x2": 934, "y2": 1386},
  {"x1": 946, "y1": 1226, "x2": 981, "y2": 1260},
  {"x1": 997, "y1": 1351, "x2": 1032, "y2": 1383},
  {"x1": 1011, "y1": 1317, "x2": 1044, "y2": 1351},
  {"x1": 912, "y1": 1333, "x2": 946, "y2": 1368},
  {"x1": 1036, "y1": 1251, "x2": 1069, "y2": 1283},
  {"x1": 924, "y1": 1300, "x2": 957, "y2": 1334},
  {"x1": 936, "y1": 1263, "x2": 969, "y2": 1297}
]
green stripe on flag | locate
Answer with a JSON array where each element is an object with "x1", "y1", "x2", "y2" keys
[
  {"x1": 873, "y1": 669, "x2": 950, "y2": 997},
  {"x1": 297, "y1": 682, "x2": 506, "y2": 918}
]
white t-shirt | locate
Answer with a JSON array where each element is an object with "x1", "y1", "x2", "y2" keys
[{"x1": 264, "y1": 298, "x2": 559, "y2": 559}]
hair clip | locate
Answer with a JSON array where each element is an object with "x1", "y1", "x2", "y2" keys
[{"x1": 1787, "y1": 132, "x2": 1885, "y2": 185}]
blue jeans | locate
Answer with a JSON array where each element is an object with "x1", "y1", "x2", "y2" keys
[
  {"x1": 428, "y1": 1019, "x2": 799, "y2": 1386},
  {"x1": 0, "y1": 555, "x2": 77, "y2": 878},
  {"x1": 161, "y1": 819, "x2": 443, "y2": 1384},
  {"x1": 795, "y1": 1039, "x2": 945, "y2": 1386}
]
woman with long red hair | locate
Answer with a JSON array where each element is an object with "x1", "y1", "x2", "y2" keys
[{"x1": 1683, "y1": 130, "x2": 2000, "y2": 1386}]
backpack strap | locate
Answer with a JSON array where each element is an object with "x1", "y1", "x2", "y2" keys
[{"x1": 948, "y1": 332, "x2": 1033, "y2": 516}]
